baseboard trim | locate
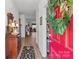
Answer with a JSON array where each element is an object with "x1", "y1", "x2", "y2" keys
[
  {"x1": 17, "y1": 39, "x2": 24, "y2": 59},
  {"x1": 35, "y1": 42, "x2": 47, "y2": 59},
  {"x1": 17, "y1": 45, "x2": 24, "y2": 59}
]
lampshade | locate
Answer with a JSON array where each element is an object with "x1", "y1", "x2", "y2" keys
[
  {"x1": 16, "y1": 23, "x2": 19, "y2": 27},
  {"x1": 12, "y1": 22, "x2": 15, "y2": 27},
  {"x1": 8, "y1": 23, "x2": 11, "y2": 27}
]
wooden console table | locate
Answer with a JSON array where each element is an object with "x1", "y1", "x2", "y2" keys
[{"x1": 6, "y1": 33, "x2": 21, "y2": 59}]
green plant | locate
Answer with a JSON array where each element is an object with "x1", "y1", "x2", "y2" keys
[{"x1": 47, "y1": 0, "x2": 72, "y2": 35}]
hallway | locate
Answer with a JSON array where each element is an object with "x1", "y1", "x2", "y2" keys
[
  {"x1": 5, "y1": 0, "x2": 73, "y2": 59},
  {"x1": 6, "y1": 0, "x2": 47, "y2": 59},
  {"x1": 18, "y1": 32, "x2": 47, "y2": 59}
]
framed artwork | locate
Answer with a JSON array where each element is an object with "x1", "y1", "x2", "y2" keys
[{"x1": 40, "y1": 16, "x2": 42, "y2": 25}]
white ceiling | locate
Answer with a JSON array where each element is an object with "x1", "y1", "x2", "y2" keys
[{"x1": 13, "y1": 0, "x2": 39, "y2": 21}]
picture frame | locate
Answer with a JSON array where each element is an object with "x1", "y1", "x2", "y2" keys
[{"x1": 40, "y1": 16, "x2": 42, "y2": 25}]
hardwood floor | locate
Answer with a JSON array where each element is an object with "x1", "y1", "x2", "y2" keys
[{"x1": 18, "y1": 32, "x2": 47, "y2": 59}]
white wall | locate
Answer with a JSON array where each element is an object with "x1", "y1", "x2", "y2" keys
[
  {"x1": 36, "y1": 0, "x2": 47, "y2": 57},
  {"x1": 36, "y1": 6, "x2": 39, "y2": 47},
  {"x1": 5, "y1": 0, "x2": 19, "y2": 26},
  {"x1": 20, "y1": 15, "x2": 26, "y2": 38}
]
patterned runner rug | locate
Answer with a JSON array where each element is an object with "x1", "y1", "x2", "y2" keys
[{"x1": 20, "y1": 46, "x2": 35, "y2": 59}]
